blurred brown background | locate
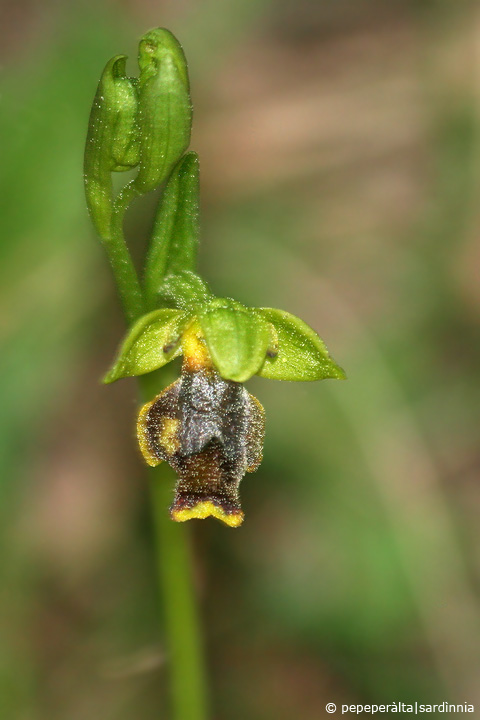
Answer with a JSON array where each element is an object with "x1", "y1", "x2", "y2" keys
[{"x1": 1, "y1": 1, "x2": 480, "y2": 718}]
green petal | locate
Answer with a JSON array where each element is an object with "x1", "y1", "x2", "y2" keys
[
  {"x1": 199, "y1": 299, "x2": 271, "y2": 382},
  {"x1": 255, "y1": 308, "x2": 346, "y2": 381},
  {"x1": 103, "y1": 309, "x2": 190, "y2": 383}
]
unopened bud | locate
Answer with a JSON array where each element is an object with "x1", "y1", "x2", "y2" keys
[
  {"x1": 84, "y1": 55, "x2": 139, "y2": 238},
  {"x1": 134, "y1": 28, "x2": 192, "y2": 193}
]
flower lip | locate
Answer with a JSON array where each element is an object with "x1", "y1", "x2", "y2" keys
[{"x1": 136, "y1": 364, "x2": 265, "y2": 525}]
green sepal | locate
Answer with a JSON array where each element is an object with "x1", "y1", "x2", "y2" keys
[
  {"x1": 84, "y1": 55, "x2": 139, "y2": 239},
  {"x1": 134, "y1": 28, "x2": 192, "y2": 194},
  {"x1": 103, "y1": 309, "x2": 190, "y2": 383},
  {"x1": 255, "y1": 308, "x2": 346, "y2": 381},
  {"x1": 199, "y1": 299, "x2": 271, "y2": 382},
  {"x1": 144, "y1": 152, "x2": 200, "y2": 307},
  {"x1": 158, "y1": 271, "x2": 211, "y2": 309}
]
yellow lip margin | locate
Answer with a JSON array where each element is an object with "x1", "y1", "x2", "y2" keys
[
  {"x1": 136, "y1": 397, "x2": 162, "y2": 467},
  {"x1": 171, "y1": 500, "x2": 244, "y2": 527}
]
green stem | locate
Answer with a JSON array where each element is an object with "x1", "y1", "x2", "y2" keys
[
  {"x1": 104, "y1": 182, "x2": 145, "y2": 324},
  {"x1": 112, "y1": 195, "x2": 209, "y2": 719},
  {"x1": 146, "y1": 443, "x2": 209, "y2": 720}
]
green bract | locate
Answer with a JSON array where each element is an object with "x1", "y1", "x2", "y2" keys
[
  {"x1": 144, "y1": 153, "x2": 200, "y2": 308},
  {"x1": 103, "y1": 308, "x2": 190, "y2": 383}
]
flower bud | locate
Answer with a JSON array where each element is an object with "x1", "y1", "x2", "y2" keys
[
  {"x1": 134, "y1": 28, "x2": 192, "y2": 193},
  {"x1": 84, "y1": 55, "x2": 139, "y2": 238}
]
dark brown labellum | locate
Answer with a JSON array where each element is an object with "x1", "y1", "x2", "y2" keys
[{"x1": 137, "y1": 367, "x2": 265, "y2": 526}]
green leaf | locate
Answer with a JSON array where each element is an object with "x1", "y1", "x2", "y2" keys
[
  {"x1": 144, "y1": 152, "x2": 200, "y2": 307},
  {"x1": 103, "y1": 309, "x2": 190, "y2": 383},
  {"x1": 84, "y1": 55, "x2": 139, "y2": 240},
  {"x1": 158, "y1": 271, "x2": 211, "y2": 309},
  {"x1": 134, "y1": 28, "x2": 192, "y2": 194},
  {"x1": 255, "y1": 308, "x2": 346, "y2": 381},
  {"x1": 199, "y1": 299, "x2": 271, "y2": 382}
]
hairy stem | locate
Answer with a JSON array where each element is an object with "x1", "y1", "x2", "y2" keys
[{"x1": 101, "y1": 182, "x2": 144, "y2": 324}]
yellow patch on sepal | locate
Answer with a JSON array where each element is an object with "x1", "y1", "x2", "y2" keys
[
  {"x1": 160, "y1": 417, "x2": 180, "y2": 455},
  {"x1": 171, "y1": 500, "x2": 244, "y2": 527},
  {"x1": 136, "y1": 398, "x2": 161, "y2": 467},
  {"x1": 181, "y1": 321, "x2": 211, "y2": 372}
]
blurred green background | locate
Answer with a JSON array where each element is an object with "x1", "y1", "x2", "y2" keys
[{"x1": 2, "y1": 1, "x2": 480, "y2": 718}]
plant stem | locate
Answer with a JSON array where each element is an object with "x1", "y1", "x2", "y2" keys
[
  {"x1": 103, "y1": 182, "x2": 145, "y2": 324},
  {"x1": 110, "y1": 192, "x2": 209, "y2": 719},
  {"x1": 146, "y1": 439, "x2": 209, "y2": 720}
]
